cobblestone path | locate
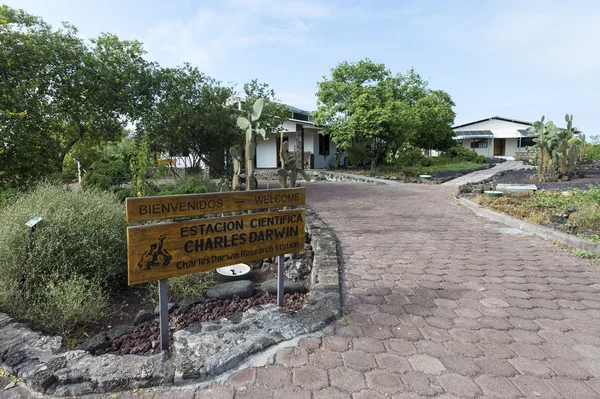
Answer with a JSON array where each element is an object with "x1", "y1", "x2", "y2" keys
[{"x1": 4, "y1": 181, "x2": 600, "y2": 398}]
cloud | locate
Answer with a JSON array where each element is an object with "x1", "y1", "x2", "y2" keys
[{"x1": 141, "y1": 0, "x2": 334, "y2": 71}]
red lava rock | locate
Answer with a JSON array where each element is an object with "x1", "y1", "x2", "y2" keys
[{"x1": 105, "y1": 291, "x2": 309, "y2": 356}]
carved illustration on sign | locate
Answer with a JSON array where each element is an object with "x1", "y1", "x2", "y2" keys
[{"x1": 138, "y1": 234, "x2": 172, "y2": 270}]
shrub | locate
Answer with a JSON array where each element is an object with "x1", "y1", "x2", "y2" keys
[
  {"x1": 571, "y1": 203, "x2": 600, "y2": 232},
  {"x1": 395, "y1": 147, "x2": 426, "y2": 166},
  {"x1": 82, "y1": 157, "x2": 131, "y2": 191},
  {"x1": 585, "y1": 143, "x2": 600, "y2": 162},
  {"x1": 0, "y1": 184, "x2": 127, "y2": 332},
  {"x1": 445, "y1": 146, "x2": 486, "y2": 163},
  {"x1": 344, "y1": 144, "x2": 372, "y2": 168},
  {"x1": 44, "y1": 276, "x2": 108, "y2": 334},
  {"x1": 154, "y1": 175, "x2": 218, "y2": 196}
]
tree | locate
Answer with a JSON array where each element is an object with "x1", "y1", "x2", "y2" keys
[
  {"x1": 0, "y1": 6, "x2": 155, "y2": 187},
  {"x1": 139, "y1": 64, "x2": 239, "y2": 175},
  {"x1": 242, "y1": 80, "x2": 289, "y2": 138},
  {"x1": 313, "y1": 59, "x2": 455, "y2": 168}
]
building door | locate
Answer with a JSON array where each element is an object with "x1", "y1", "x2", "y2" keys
[{"x1": 494, "y1": 138, "x2": 505, "y2": 156}]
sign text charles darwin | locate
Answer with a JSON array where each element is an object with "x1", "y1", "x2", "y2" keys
[
  {"x1": 126, "y1": 188, "x2": 305, "y2": 221},
  {"x1": 127, "y1": 209, "x2": 305, "y2": 285}
]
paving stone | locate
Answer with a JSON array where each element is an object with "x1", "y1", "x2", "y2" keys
[
  {"x1": 276, "y1": 347, "x2": 309, "y2": 368},
  {"x1": 408, "y1": 354, "x2": 446, "y2": 375},
  {"x1": 436, "y1": 373, "x2": 481, "y2": 398},
  {"x1": 365, "y1": 370, "x2": 404, "y2": 395},
  {"x1": 511, "y1": 376, "x2": 562, "y2": 398},
  {"x1": 323, "y1": 336, "x2": 351, "y2": 352},
  {"x1": 273, "y1": 387, "x2": 311, "y2": 399},
  {"x1": 384, "y1": 339, "x2": 417, "y2": 356},
  {"x1": 195, "y1": 384, "x2": 235, "y2": 399},
  {"x1": 440, "y1": 355, "x2": 481, "y2": 376},
  {"x1": 444, "y1": 340, "x2": 483, "y2": 358},
  {"x1": 226, "y1": 368, "x2": 256, "y2": 388},
  {"x1": 351, "y1": 389, "x2": 389, "y2": 399},
  {"x1": 400, "y1": 372, "x2": 441, "y2": 396},
  {"x1": 475, "y1": 358, "x2": 519, "y2": 377},
  {"x1": 256, "y1": 365, "x2": 291, "y2": 389},
  {"x1": 476, "y1": 341, "x2": 515, "y2": 359},
  {"x1": 509, "y1": 358, "x2": 554, "y2": 378},
  {"x1": 375, "y1": 353, "x2": 411, "y2": 373},
  {"x1": 292, "y1": 366, "x2": 329, "y2": 391},
  {"x1": 549, "y1": 377, "x2": 600, "y2": 398},
  {"x1": 342, "y1": 350, "x2": 377, "y2": 371},
  {"x1": 546, "y1": 359, "x2": 592, "y2": 380},
  {"x1": 310, "y1": 349, "x2": 344, "y2": 368},
  {"x1": 475, "y1": 375, "x2": 522, "y2": 398},
  {"x1": 298, "y1": 337, "x2": 321, "y2": 352},
  {"x1": 352, "y1": 337, "x2": 385, "y2": 353},
  {"x1": 313, "y1": 387, "x2": 352, "y2": 399},
  {"x1": 329, "y1": 367, "x2": 367, "y2": 392}
]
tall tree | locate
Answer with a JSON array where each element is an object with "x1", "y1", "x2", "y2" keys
[
  {"x1": 139, "y1": 64, "x2": 238, "y2": 175},
  {"x1": 0, "y1": 6, "x2": 155, "y2": 187},
  {"x1": 313, "y1": 59, "x2": 455, "y2": 167}
]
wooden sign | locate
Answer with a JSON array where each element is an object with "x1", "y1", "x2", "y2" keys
[
  {"x1": 127, "y1": 209, "x2": 305, "y2": 285},
  {"x1": 126, "y1": 187, "x2": 305, "y2": 222}
]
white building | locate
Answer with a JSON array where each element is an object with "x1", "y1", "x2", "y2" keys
[
  {"x1": 255, "y1": 105, "x2": 338, "y2": 169},
  {"x1": 453, "y1": 116, "x2": 535, "y2": 158}
]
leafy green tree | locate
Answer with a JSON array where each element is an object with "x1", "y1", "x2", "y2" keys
[
  {"x1": 139, "y1": 64, "x2": 238, "y2": 175},
  {"x1": 0, "y1": 6, "x2": 155, "y2": 187},
  {"x1": 313, "y1": 59, "x2": 455, "y2": 167}
]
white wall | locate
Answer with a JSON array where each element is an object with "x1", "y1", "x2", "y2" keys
[
  {"x1": 256, "y1": 136, "x2": 277, "y2": 168},
  {"x1": 505, "y1": 139, "x2": 519, "y2": 157},
  {"x1": 460, "y1": 139, "x2": 491, "y2": 157}
]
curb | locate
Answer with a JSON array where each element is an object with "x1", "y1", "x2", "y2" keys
[{"x1": 458, "y1": 197, "x2": 600, "y2": 253}]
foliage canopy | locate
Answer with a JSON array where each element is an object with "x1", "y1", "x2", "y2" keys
[{"x1": 313, "y1": 59, "x2": 456, "y2": 167}]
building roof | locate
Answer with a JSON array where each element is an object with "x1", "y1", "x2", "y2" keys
[
  {"x1": 454, "y1": 130, "x2": 494, "y2": 139},
  {"x1": 453, "y1": 116, "x2": 533, "y2": 129}
]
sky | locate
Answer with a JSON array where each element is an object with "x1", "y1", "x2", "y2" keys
[{"x1": 5, "y1": 0, "x2": 600, "y2": 134}]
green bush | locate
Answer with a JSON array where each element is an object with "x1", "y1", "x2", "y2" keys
[
  {"x1": 154, "y1": 175, "x2": 218, "y2": 196},
  {"x1": 445, "y1": 146, "x2": 486, "y2": 163},
  {"x1": 0, "y1": 184, "x2": 127, "y2": 332},
  {"x1": 395, "y1": 147, "x2": 426, "y2": 166},
  {"x1": 585, "y1": 144, "x2": 600, "y2": 161},
  {"x1": 82, "y1": 157, "x2": 131, "y2": 191}
]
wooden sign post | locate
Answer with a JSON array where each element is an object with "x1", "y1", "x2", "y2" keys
[{"x1": 125, "y1": 188, "x2": 305, "y2": 352}]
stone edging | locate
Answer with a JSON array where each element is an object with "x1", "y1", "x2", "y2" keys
[
  {"x1": 458, "y1": 197, "x2": 600, "y2": 253},
  {"x1": 0, "y1": 207, "x2": 341, "y2": 396}
]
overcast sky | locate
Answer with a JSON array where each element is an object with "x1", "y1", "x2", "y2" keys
[{"x1": 6, "y1": 0, "x2": 600, "y2": 134}]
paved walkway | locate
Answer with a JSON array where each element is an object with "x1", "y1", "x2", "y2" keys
[
  {"x1": 4, "y1": 181, "x2": 600, "y2": 398},
  {"x1": 442, "y1": 161, "x2": 533, "y2": 186}
]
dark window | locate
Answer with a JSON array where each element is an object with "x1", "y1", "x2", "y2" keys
[
  {"x1": 471, "y1": 139, "x2": 488, "y2": 149},
  {"x1": 291, "y1": 112, "x2": 309, "y2": 121},
  {"x1": 520, "y1": 137, "x2": 535, "y2": 148},
  {"x1": 319, "y1": 134, "x2": 329, "y2": 155}
]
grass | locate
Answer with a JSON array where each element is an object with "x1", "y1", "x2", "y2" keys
[
  {"x1": 474, "y1": 185, "x2": 600, "y2": 243},
  {"x1": 368, "y1": 160, "x2": 484, "y2": 178}
]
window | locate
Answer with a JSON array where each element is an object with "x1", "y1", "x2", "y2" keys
[
  {"x1": 319, "y1": 134, "x2": 329, "y2": 155},
  {"x1": 471, "y1": 139, "x2": 488, "y2": 149},
  {"x1": 520, "y1": 137, "x2": 535, "y2": 148}
]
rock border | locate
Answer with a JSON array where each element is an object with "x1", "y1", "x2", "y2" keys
[
  {"x1": 458, "y1": 196, "x2": 600, "y2": 253},
  {"x1": 0, "y1": 207, "x2": 341, "y2": 396}
]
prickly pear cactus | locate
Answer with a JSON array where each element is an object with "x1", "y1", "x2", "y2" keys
[
  {"x1": 229, "y1": 147, "x2": 242, "y2": 191},
  {"x1": 236, "y1": 99, "x2": 267, "y2": 191},
  {"x1": 277, "y1": 134, "x2": 311, "y2": 188}
]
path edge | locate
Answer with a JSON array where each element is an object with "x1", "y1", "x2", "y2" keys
[{"x1": 458, "y1": 197, "x2": 600, "y2": 253}]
